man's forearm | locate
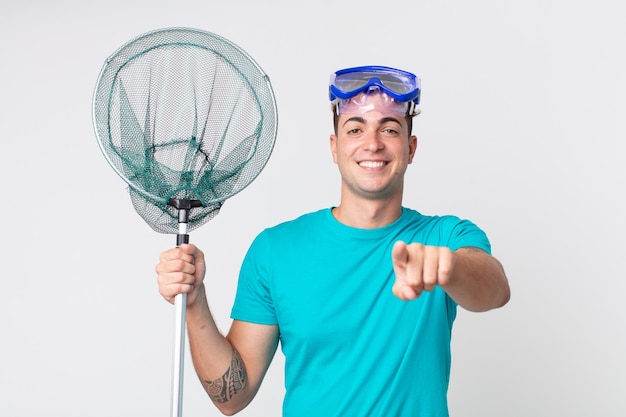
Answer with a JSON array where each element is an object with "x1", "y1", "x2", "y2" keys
[
  {"x1": 185, "y1": 293, "x2": 252, "y2": 414},
  {"x1": 443, "y1": 247, "x2": 510, "y2": 312},
  {"x1": 202, "y1": 345, "x2": 247, "y2": 403}
]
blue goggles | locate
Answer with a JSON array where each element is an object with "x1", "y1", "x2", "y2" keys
[{"x1": 329, "y1": 65, "x2": 421, "y2": 105}]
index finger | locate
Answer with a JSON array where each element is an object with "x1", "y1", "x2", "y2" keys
[{"x1": 391, "y1": 240, "x2": 408, "y2": 270}]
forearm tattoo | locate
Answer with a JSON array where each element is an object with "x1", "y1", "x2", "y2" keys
[{"x1": 203, "y1": 347, "x2": 247, "y2": 403}]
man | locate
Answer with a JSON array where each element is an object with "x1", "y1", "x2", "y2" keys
[{"x1": 156, "y1": 65, "x2": 510, "y2": 416}]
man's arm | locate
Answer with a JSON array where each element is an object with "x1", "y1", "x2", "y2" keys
[
  {"x1": 441, "y1": 246, "x2": 510, "y2": 312},
  {"x1": 391, "y1": 242, "x2": 510, "y2": 312},
  {"x1": 186, "y1": 300, "x2": 279, "y2": 415},
  {"x1": 157, "y1": 244, "x2": 279, "y2": 415}
]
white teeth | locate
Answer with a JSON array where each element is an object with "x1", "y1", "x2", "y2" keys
[{"x1": 359, "y1": 161, "x2": 385, "y2": 168}]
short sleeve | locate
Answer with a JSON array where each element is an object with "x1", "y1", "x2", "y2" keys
[
  {"x1": 230, "y1": 231, "x2": 278, "y2": 325},
  {"x1": 444, "y1": 217, "x2": 492, "y2": 254}
]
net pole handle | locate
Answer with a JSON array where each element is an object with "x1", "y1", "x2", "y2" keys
[{"x1": 172, "y1": 216, "x2": 189, "y2": 417}]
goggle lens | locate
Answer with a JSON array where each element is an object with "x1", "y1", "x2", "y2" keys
[
  {"x1": 329, "y1": 66, "x2": 420, "y2": 104},
  {"x1": 334, "y1": 72, "x2": 415, "y2": 96}
]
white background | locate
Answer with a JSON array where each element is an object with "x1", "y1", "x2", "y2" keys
[{"x1": 1, "y1": 1, "x2": 624, "y2": 416}]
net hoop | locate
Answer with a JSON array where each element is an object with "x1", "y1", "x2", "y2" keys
[{"x1": 92, "y1": 27, "x2": 278, "y2": 208}]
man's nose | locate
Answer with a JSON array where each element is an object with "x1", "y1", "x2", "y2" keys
[{"x1": 363, "y1": 131, "x2": 384, "y2": 151}]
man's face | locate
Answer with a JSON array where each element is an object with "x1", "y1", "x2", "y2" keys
[{"x1": 330, "y1": 93, "x2": 417, "y2": 202}]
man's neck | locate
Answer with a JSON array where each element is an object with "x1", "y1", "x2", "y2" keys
[{"x1": 331, "y1": 197, "x2": 403, "y2": 229}]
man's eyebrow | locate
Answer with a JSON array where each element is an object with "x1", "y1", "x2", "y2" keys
[
  {"x1": 341, "y1": 116, "x2": 404, "y2": 128},
  {"x1": 342, "y1": 116, "x2": 366, "y2": 127},
  {"x1": 379, "y1": 116, "x2": 402, "y2": 125}
]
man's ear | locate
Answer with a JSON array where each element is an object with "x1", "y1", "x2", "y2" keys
[
  {"x1": 408, "y1": 135, "x2": 418, "y2": 164},
  {"x1": 330, "y1": 134, "x2": 338, "y2": 164}
]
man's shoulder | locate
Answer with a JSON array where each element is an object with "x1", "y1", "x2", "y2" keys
[
  {"x1": 400, "y1": 207, "x2": 488, "y2": 248},
  {"x1": 260, "y1": 208, "x2": 330, "y2": 236},
  {"x1": 402, "y1": 207, "x2": 467, "y2": 226}
]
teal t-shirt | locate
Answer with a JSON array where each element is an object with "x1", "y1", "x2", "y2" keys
[{"x1": 231, "y1": 207, "x2": 491, "y2": 417}]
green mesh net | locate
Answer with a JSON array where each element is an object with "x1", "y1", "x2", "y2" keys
[{"x1": 93, "y1": 27, "x2": 278, "y2": 234}]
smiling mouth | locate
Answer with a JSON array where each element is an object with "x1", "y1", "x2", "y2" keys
[{"x1": 359, "y1": 161, "x2": 387, "y2": 168}]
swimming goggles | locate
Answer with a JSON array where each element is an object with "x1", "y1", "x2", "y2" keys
[{"x1": 329, "y1": 65, "x2": 421, "y2": 115}]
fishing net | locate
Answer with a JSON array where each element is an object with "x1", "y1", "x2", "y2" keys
[
  {"x1": 92, "y1": 27, "x2": 278, "y2": 417},
  {"x1": 93, "y1": 27, "x2": 277, "y2": 234}
]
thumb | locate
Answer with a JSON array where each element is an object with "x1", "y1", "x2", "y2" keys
[
  {"x1": 190, "y1": 245, "x2": 206, "y2": 279},
  {"x1": 181, "y1": 244, "x2": 206, "y2": 281}
]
